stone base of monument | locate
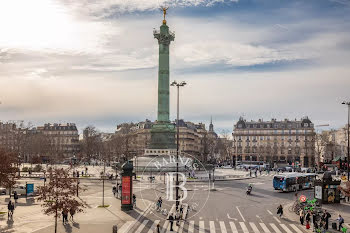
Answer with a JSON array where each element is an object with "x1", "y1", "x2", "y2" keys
[{"x1": 132, "y1": 150, "x2": 193, "y2": 173}]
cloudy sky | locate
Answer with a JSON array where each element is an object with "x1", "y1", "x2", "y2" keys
[{"x1": 0, "y1": 0, "x2": 349, "y2": 133}]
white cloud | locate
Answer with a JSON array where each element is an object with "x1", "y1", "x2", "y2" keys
[{"x1": 175, "y1": 41, "x2": 303, "y2": 67}]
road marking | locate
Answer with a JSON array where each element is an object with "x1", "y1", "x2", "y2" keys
[
  {"x1": 256, "y1": 215, "x2": 263, "y2": 222},
  {"x1": 161, "y1": 220, "x2": 169, "y2": 233},
  {"x1": 210, "y1": 221, "x2": 216, "y2": 233},
  {"x1": 147, "y1": 220, "x2": 160, "y2": 233},
  {"x1": 273, "y1": 216, "x2": 281, "y2": 223},
  {"x1": 290, "y1": 224, "x2": 303, "y2": 233},
  {"x1": 249, "y1": 222, "x2": 260, "y2": 233},
  {"x1": 178, "y1": 219, "x2": 185, "y2": 233},
  {"x1": 188, "y1": 221, "x2": 194, "y2": 233},
  {"x1": 236, "y1": 206, "x2": 246, "y2": 222},
  {"x1": 119, "y1": 221, "x2": 134, "y2": 233},
  {"x1": 227, "y1": 213, "x2": 237, "y2": 220},
  {"x1": 230, "y1": 221, "x2": 238, "y2": 233},
  {"x1": 135, "y1": 220, "x2": 149, "y2": 233},
  {"x1": 199, "y1": 221, "x2": 205, "y2": 233},
  {"x1": 267, "y1": 210, "x2": 273, "y2": 215},
  {"x1": 219, "y1": 221, "x2": 227, "y2": 233},
  {"x1": 280, "y1": 224, "x2": 293, "y2": 233},
  {"x1": 269, "y1": 223, "x2": 282, "y2": 233},
  {"x1": 259, "y1": 223, "x2": 271, "y2": 233},
  {"x1": 239, "y1": 222, "x2": 249, "y2": 233}
]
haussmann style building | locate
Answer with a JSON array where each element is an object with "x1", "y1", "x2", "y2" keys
[{"x1": 232, "y1": 117, "x2": 316, "y2": 167}]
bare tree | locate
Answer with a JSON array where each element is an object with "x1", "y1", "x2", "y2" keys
[
  {"x1": 0, "y1": 147, "x2": 17, "y2": 192},
  {"x1": 37, "y1": 168, "x2": 86, "y2": 233},
  {"x1": 315, "y1": 132, "x2": 330, "y2": 166},
  {"x1": 81, "y1": 126, "x2": 102, "y2": 162}
]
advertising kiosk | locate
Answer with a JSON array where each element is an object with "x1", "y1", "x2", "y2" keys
[{"x1": 121, "y1": 161, "x2": 135, "y2": 211}]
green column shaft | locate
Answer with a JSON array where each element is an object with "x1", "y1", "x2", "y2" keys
[{"x1": 158, "y1": 42, "x2": 170, "y2": 122}]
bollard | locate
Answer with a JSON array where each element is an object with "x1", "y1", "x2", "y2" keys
[{"x1": 112, "y1": 225, "x2": 118, "y2": 233}]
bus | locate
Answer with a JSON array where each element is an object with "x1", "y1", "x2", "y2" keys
[{"x1": 273, "y1": 173, "x2": 316, "y2": 192}]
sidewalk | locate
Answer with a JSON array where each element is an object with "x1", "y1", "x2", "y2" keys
[
  {"x1": 285, "y1": 201, "x2": 350, "y2": 232},
  {"x1": 0, "y1": 190, "x2": 151, "y2": 233}
]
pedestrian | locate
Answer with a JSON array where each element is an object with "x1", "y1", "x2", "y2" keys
[
  {"x1": 277, "y1": 204, "x2": 283, "y2": 218},
  {"x1": 10, "y1": 201, "x2": 14, "y2": 218},
  {"x1": 322, "y1": 210, "x2": 331, "y2": 230},
  {"x1": 176, "y1": 210, "x2": 181, "y2": 226},
  {"x1": 62, "y1": 209, "x2": 68, "y2": 224},
  {"x1": 112, "y1": 186, "x2": 117, "y2": 197},
  {"x1": 13, "y1": 191, "x2": 18, "y2": 204},
  {"x1": 156, "y1": 223, "x2": 161, "y2": 233},
  {"x1": 337, "y1": 214, "x2": 344, "y2": 231},
  {"x1": 299, "y1": 209, "x2": 305, "y2": 225},
  {"x1": 8, "y1": 201, "x2": 12, "y2": 218},
  {"x1": 305, "y1": 211, "x2": 311, "y2": 226},
  {"x1": 168, "y1": 213, "x2": 174, "y2": 231},
  {"x1": 249, "y1": 169, "x2": 252, "y2": 177},
  {"x1": 81, "y1": 171, "x2": 84, "y2": 176},
  {"x1": 255, "y1": 169, "x2": 257, "y2": 177},
  {"x1": 294, "y1": 192, "x2": 298, "y2": 201},
  {"x1": 69, "y1": 207, "x2": 75, "y2": 221}
]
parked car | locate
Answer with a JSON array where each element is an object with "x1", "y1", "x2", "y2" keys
[
  {"x1": 0, "y1": 187, "x2": 6, "y2": 195},
  {"x1": 11, "y1": 185, "x2": 27, "y2": 195}
]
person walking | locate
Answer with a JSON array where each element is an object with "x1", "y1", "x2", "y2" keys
[
  {"x1": 62, "y1": 209, "x2": 68, "y2": 224},
  {"x1": 112, "y1": 186, "x2": 117, "y2": 197},
  {"x1": 299, "y1": 209, "x2": 305, "y2": 225},
  {"x1": 8, "y1": 201, "x2": 13, "y2": 218},
  {"x1": 168, "y1": 213, "x2": 174, "y2": 231},
  {"x1": 69, "y1": 207, "x2": 76, "y2": 222},
  {"x1": 277, "y1": 204, "x2": 283, "y2": 218},
  {"x1": 156, "y1": 223, "x2": 161, "y2": 233},
  {"x1": 322, "y1": 210, "x2": 331, "y2": 230},
  {"x1": 255, "y1": 169, "x2": 258, "y2": 177},
  {"x1": 13, "y1": 191, "x2": 18, "y2": 204},
  {"x1": 337, "y1": 214, "x2": 344, "y2": 231},
  {"x1": 305, "y1": 211, "x2": 311, "y2": 229}
]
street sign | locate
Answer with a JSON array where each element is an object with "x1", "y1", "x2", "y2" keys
[{"x1": 299, "y1": 195, "x2": 307, "y2": 202}]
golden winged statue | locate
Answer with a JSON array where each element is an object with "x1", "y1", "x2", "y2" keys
[{"x1": 161, "y1": 6, "x2": 169, "y2": 23}]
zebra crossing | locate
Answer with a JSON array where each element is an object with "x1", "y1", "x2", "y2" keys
[{"x1": 119, "y1": 219, "x2": 307, "y2": 233}]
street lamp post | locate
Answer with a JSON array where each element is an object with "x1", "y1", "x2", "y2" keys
[
  {"x1": 171, "y1": 80, "x2": 186, "y2": 211},
  {"x1": 342, "y1": 101, "x2": 350, "y2": 182}
]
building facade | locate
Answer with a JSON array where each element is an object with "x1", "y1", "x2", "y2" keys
[
  {"x1": 232, "y1": 117, "x2": 316, "y2": 167},
  {"x1": 37, "y1": 123, "x2": 79, "y2": 158},
  {"x1": 115, "y1": 119, "x2": 216, "y2": 160}
]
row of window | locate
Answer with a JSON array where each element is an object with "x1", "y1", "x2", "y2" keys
[
  {"x1": 237, "y1": 123, "x2": 312, "y2": 129},
  {"x1": 234, "y1": 129, "x2": 314, "y2": 135},
  {"x1": 234, "y1": 135, "x2": 313, "y2": 141}
]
